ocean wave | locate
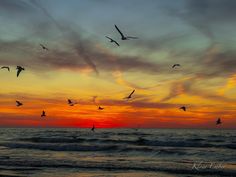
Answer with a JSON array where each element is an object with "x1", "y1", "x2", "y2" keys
[
  {"x1": 133, "y1": 138, "x2": 236, "y2": 149},
  {"x1": 1, "y1": 142, "x2": 120, "y2": 152},
  {"x1": 13, "y1": 136, "x2": 236, "y2": 150},
  {"x1": 0, "y1": 159, "x2": 235, "y2": 177}
]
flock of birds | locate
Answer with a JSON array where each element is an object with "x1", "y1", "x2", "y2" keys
[{"x1": 1, "y1": 25, "x2": 222, "y2": 130}]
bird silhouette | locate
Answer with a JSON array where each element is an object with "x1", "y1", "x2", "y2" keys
[
  {"x1": 172, "y1": 64, "x2": 181, "y2": 68},
  {"x1": 40, "y1": 44, "x2": 49, "y2": 51},
  {"x1": 16, "y1": 101, "x2": 23, "y2": 107},
  {"x1": 91, "y1": 124, "x2": 95, "y2": 132},
  {"x1": 115, "y1": 25, "x2": 138, "y2": 40},
  {"x1": 16, "y1": 66, "x2": 25, "y2": 77},
  {"x1": 68, "y1": 99, "x2": 77, "y2": 106},
  {"x1": 1, "y1": 66, "x2": 10, "y2": 72},
  {"x1": 216, "y1": 118, "x2": 222, "y2": 125},
  {"x1": 98, "y1": 106, "x2": 104, "y2": 110},
  {"x1": 124, "y1": 89, "x2": 135, "y2": 100},
  {"x1": 105, "y1": 36, "x2": 120, "y2": 46},
  {"x1": 179, "y1": 106, "x2": 186, "y2": 111},
  {"x1": 41, "y1": 110, "x2": 46, "y2": 117}
]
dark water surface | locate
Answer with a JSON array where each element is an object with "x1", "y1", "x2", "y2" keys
[{"x1": 0, "y1": 128, "x2": 235, "y2": 177}]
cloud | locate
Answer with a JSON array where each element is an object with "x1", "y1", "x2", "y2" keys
[
  {"x1": 165, "y1": 0, "x2": 236, "y2": 41},
  {"x1": 0, "y1": 0, "x2": 33, "y2": 13},
  {"x1": 161, "y1": 76, "x2": 236, "y2": 103}
]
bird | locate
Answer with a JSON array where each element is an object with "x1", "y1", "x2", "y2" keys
[
  {"x1": 216, "y1": 118, "x2": 222, "y2": 125},
  {"x1": 91, "y1": 124, "x2": 95, "y2": 132},
  {"x1": 179, "y1": 106, "x2": 186, "y2": 111},
  {"x1": 105, "y1": 36, "x2": 120, "y2": 46},
  {"x1": 98, "y1": 106, "x2": 104, "y2": 110},
  {"x1": 16, "y1": 66, "x2": 25, "y2": 77},
  {"x1": 40, "y1": 44, "x2": 49, "y2": 51},
  {"x1": 124, "y1": 89, "x2": 135, "y2": 100},
  {"x1": 172, "y1": 64, "x2": 181, "y2": 68},
  {"x1": 68, "y1": 99, "x2": 77, "y2": 106},
  {"x1": 41, "y1": 110, "x2": 46, "y2": 117},
  {"x1": 1, "y1": 66, "x2": 10, "y2": 71},
  {"x1": 16, "y1": 101, "x2": 23, "y2": 107},
  {"x1": 115, "y1": 25, "x2": 138, "y2": 40}
]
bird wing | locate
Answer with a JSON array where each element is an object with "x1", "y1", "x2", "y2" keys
[
  {"x1": 129, "y1": 90, "x2": 135, "y2": 97},
  {"x1": 1, "y1": 66, "x2": 10, "y2": 71},
  {"x1": 40, "y1": 44, "x2": 48, "y2": 50},
  {"x1": 114, "y1": 40, "x2": 120, "y2": 46},
  {"x1": 105, "y1": 36, "x2": 112, "y2": 40},
  {"x1": 68, "y1": 99, "x2": 72, "y2": 104},
  {"x1": 127, "y1": 36, "x2": 138, "y2": 39},
  {"x1": 16, "y1": 69, "x2": 22, "y2": 77},
  {"x1": 115, "y1": 25, "x2": 125, "y2": 38}
]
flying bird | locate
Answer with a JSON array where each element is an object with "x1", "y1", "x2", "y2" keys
[
  {"x1": 16, "y1": 66, "x2": 25, "y2": 77},
  {"x1": 16, "y1": 101, "x2": 23, "y2": 107},
  {"x1": 105, "y1": 36, "x2": 120, "y2": 46},
  {"x1": 179, "y1": 106, "x2": 186, "y2": 111},
  {"x1": 172, "y1": 64, "x2": 181, "y2": 68},
  {"x1": 124, "y1": 89, "x2": 135, "y2": 100},
  {"x1": 41, "y1": 110, "x2": 46, "y2": 117},
  {"x1": 1, "y1": 66, "x2": 10, "y2": 71},
  {"x1": 216, "y1": 118, "x2": 222, "y2": 125},
  {"x1": 115, "y1": 25, "x2": 138, "y2": 40},
  {"x1": 98, "y1": 106, "x2": 104, "y2": 110},
  {"x1": 40, "y1": 44, "x2": 49, "y2": 51},
  {"x1": 68, "y1": 99, "x2": 77, "y2": 106},
  {"x1": 91, "y1": 124, "x2": 95, "y2": 132}
]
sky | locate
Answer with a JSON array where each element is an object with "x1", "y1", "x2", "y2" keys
[{"x1": 0, "y1": 0, "x2": 236, "y2": 128}]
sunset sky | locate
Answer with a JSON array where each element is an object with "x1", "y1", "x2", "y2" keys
[{"x1": 0, "y1": 0, "x2": 236, "y2": 128}]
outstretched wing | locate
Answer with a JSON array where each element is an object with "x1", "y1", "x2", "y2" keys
[
  {"x1": 129, "y1": 90, "x2": 135, "y2": 97},
  {"x1": 114, "y1": 40, "x2": 120, "y2": 46},
  {"x1": 1, "y1": 66, "x2": 10, "y2": 71},
  {"x1": 105, "y1": 36, "x2": 112, "y2": 40},
  {"x1": 40, "y1": 44, "x2": 49, "y2": 50},
  {"x1": 127, "y1": 36, "x2": 138, "y2": 39},
  {"x1": 115, "y1": 25, "x2": 125, "y2": 38},
  {"x1": 68, "y1": 99, "x2": 72, "y2": 104},
  {"x1": 16, "y1": 69, "x2": 22, "y2": 77}
]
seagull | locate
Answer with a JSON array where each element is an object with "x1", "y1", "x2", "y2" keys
[
  {"x1": 1, "y1": 66, "x2": 10, "y2": 71},
  {"x1": 91, "y1": 124, "x2": 95, "y2": 132},
  {"x1": 216, "y1": 118, "x2": 222, "y2": 125},
  {"x1": 172, "y1": 64, "x2": 181, "y2": 68},
  {"x1": 16, "y1": 66, "x2": 25, "y2": 77},
  {"x1": 105, "y1": 36, "x2": 120, "y2": 46},
  {"x1": 124, "y1": 89, "x2": 135, "y2": 100},
  {"x1": 68, "y1": 99, "x2": 77, "y2": 106},
  {"x1": 179, "y1": 106, "x2": 186, "y2": 111},
  {"x1": 16, "y1": 101, "x2": 23, "y2": 107},
  {"x1": 98, "y1": 106, "x2": 104, "y2": 110},
  {"x1": 41, "y1": 110, "x2": 46, "y2": 117},
  {"x1": 115, "y1": 25, "x2": 138, "y2": 40},
  {"x1": 40, "y1": 44, "x2": 49, "y2": 51}
]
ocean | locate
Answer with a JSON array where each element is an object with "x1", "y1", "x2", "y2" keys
[{"x1": 0, "y1": 128, "x2": 235, "y2": 177}]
